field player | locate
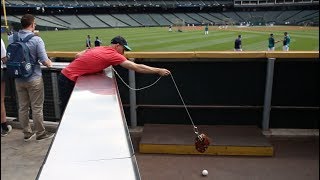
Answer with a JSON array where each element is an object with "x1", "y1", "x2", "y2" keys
[
  {"x1": 282, "y1": 32, "x2": 291, "y2": 51},
  {"x1": 234, "y1": 35, "x2": 242, "y2": 51},
  {"x1": 268, "y1": 33, "x2": 280, "y2": 51}
]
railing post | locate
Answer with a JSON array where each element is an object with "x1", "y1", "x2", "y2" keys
[
  {"x1": 129, "y1": 70, "x2": 137, "y2": 128},
  {"x1": 262, "y1": 58, "x2": 276, "y2": 131}
]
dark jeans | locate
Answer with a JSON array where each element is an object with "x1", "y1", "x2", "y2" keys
[{"x1": 58, "y1": 73, "x2": 75, "y2": 117}]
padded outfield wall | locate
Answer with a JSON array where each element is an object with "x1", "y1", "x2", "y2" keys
[{"x1": 4, "y1": 51, "x2": 319, "y2": 129}]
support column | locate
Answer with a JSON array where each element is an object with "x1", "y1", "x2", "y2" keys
[
  {"x1": 129, "y1": 70, "x2": 137, "y2": 128},
  {"x1": 51, "y1": 72, "x2": 61, "y2": 120},
  {"x1": 262, "y1": 58, "x2": 275, "y2": 130}
]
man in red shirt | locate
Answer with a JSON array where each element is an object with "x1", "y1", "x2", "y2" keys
[{"x1": 58, "y1": 36, "x2": 171, "y2": 116}]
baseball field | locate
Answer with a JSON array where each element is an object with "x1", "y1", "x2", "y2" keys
[{"x1": 2, "y1": 26, "x2": 319, "y2": 51}]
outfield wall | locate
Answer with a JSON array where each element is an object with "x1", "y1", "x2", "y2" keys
[{"x1": 4, "y1": 51, "x2": 319, "y2": 129}]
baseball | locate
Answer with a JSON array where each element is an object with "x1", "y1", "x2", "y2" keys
[{"x1": 202, "y1": 169, "x2": 208, "y2": 176}]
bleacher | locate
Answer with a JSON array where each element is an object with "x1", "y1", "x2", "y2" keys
[
  {"x1": 185, "y1": 13, "x2": 211, "y2": 24},
  {"x1": 161, "y1": 13, "x2": 180, "y2": 24},
  {"x1": 149, "y1": 13, "x2": 172, "y2": 26},
  {"x1": 275, "y1": 10, "x2": 301, "y2": 24},
  {"x1": 95, "y1": 14, "x2": 128, "y2": 27},
  {"x1": 3, "y1": 0, "x2": 319, "y2": 28},
  {"x1": 128, "y1": 14, "x2": 159, "y2": 26},
  {"x1": 236, "y1": 12, "x2": 252, "y2": 22},
  {"x1": 54, "y1": 15, "x2": 88, "y2": 29},
  {"x1": 42, "y1": 0, "x2": 63, "y2": 6},
  {"x1": 111, "y1": 14, "x2": 141, "y2": 26}
]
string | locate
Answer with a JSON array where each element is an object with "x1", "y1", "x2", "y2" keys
[
  {"x1": 112, "y1": 67, "x2": 162, "y2": 91},
  {"x1": 169, "y1": 74, "x2": 198, "y2": 134},
  {"x1": 112, "y1": 67, "x2": 198, "y2": 134}
]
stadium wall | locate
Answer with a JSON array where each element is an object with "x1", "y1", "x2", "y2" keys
[{"x1": 4, "y1": 51, "x2": 319, "y2": 129}]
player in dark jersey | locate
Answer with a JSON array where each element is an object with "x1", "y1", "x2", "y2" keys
[
  {"x1": 234, "y1": 35, "x2": 242, "y2": 51},
  {"x1": 94, "y1": 36, "x2": 102, "y2": 47},
  {"x1": 282, "y1": 32, "x2": 291, "y2": 51}
]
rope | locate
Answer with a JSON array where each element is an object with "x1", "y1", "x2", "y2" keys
[
  {"x1": 112, "y1": 67, "x2": 162, "y2": 91},
  {"x1": 169, "y1": 74, "x2": 199, "y2": 135},
  {"x1": 112, "y1": 67, "x2": 198, "y2": 134}
]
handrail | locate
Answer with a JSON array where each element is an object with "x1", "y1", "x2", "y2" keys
[
  {"x1": 47, "y1": 51, "x2": 319, "y2": 60},
  {"x1": 37, "y1": 68, "x2": 141, "y2": 180}
]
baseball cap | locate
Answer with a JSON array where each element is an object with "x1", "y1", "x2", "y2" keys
[{"x1": 111, "y1": 36, "x2": 132, "y2": 51}]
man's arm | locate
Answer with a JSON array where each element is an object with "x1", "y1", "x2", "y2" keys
[{"x1": 119, "y1": 60, "x2": 170, "y2": 76}]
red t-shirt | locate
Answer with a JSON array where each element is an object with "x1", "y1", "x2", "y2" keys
[{"x1": 62, "y1": 46, "x2": 127, "y2": 82}]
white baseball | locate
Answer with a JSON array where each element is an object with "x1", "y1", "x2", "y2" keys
[{"x1": 202, "y1": 169, "x2": 208, "y2": 176}]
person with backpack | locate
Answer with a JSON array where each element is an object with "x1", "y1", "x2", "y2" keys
[{"x1": 7, "y1": 14, "x2": 54, "y2": 142}]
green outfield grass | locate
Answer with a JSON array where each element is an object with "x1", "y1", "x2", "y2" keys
[{"x1": 2, "y1": 26, "x2": 319, "y2": 51}]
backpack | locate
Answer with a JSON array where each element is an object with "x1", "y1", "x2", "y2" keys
[{"x1": 6, "y1": 33, "x2": 35, "y2": 78}]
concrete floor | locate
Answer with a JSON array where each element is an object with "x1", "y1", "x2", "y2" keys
[{"x1": 1, "y1": 128, "x2": 319, "y2": 180}]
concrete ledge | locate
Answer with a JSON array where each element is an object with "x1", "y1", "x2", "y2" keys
[
  {"x1": 140, "y1": 124, "x2": 274, "y2": 156},
  {"x1": 263, "y1": 129, "x2": 319, "y2": 137}
]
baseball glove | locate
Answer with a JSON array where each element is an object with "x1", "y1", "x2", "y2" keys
[{"x1": 195, "y1": 133, "x2": 210, "y2": 153}]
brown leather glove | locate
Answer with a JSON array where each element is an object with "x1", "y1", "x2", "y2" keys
[{"x1": 195, "y1": 133, "x2": 210, "y2": 153}]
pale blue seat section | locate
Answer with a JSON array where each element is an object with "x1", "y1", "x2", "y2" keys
[
  {"x1": 198, "y1": 13, "x2": 224, "y2": 24},
  {"x1": 1, "y1": 15, "x2": 20, "y2": 23},
  {"x1": 128, "y1": 14, "x2": 159, "y2": 26},
  {"x1": 112, "y1": 14, "x2": 141, "y2": 26},
  {"x1": 236, "y1": 12, "x2": 252, "y2": 22},
  {"x1": 162, "y1": 13, "x2": 181, "y2": 24},
  {"x1": 77, "y1": 15, "x2": 109, "y2": 28},
  {"x1": 135, "y1": 0, "x2": 152, "y2": 5},
  {"x1": 61, "y1": 0, "x2": 79, "y2": 6},
  {"x1": 262, "y1": 11, "x2": 283, "y2": 22},
  {"x1": 149, "y1": 13, "x2": 172, "y2": 26},
  {"x1": 36, "y1": 15, "x2": 71, "y2": 28},
  {"x1": 250, "y1": 11, "x2": 266, "y2": 18},
  {"x1": 95, "y1": 14, "x2": 128, "y2": 27},
  {"x1": 176, "y1": 0, "x2": 192, "y2": 5},
  {"x1": 12, "y1": 15, "x2": 66, "y2": 29},
  {"x1": 286, "y1": 10, "x2": 319, "y2": 24},
  {"x1": 77, "y1": 0, "x2": 94, "y2": 6},
  {"x1": 54, "y1": 15, "x2": 89, "y2": 28},
  {"x1": 6, "y1": 0, "x2": 25, "y2": 5},
  {"x1": 173, "y1": 13, "x2": 200, "y2": 24},
  {"x1": 37, "y1": 67, "x2": 141, "y2": 180},
  {"x1": 221, "y1": 12, "x2": 243, "y2": 22},
  {"x1": 93, "y1": 0, "x2": 110, "y2": 6},
  {"x1": 190, "y1": 0, "x2": 205, "y2": 5},
  {"x1": 23, "y1": 0, "x2": 45, "y2": 5},
  {"x1": 275, "y1": 10, "x2": 301, "y2": 24},
  {"x1": 297, "y1": 10, "x2": 319, "y2": 23},
  {"x1": 209, "y1": 12, "x2": 228, "y2": 22},
  {"x1": 163, "y1": 0, "x2": 179, "y2": 6},
  {"x1": 42, "y1": 0, "x2": 63, "y2": 6},
  {"x1": 185, "y1": 13, "x2": 211, "y2": 24},
  {"x1": 108, "y1": 0, "x2": 123, "y2": 6}
]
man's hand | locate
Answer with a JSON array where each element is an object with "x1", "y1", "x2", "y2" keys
[
  {"x1": 158, "y1": 68, "x2": 171, "y2": 76},
  {"x1": 42, "y1": 59, "x2": 53, "y2": 68}
]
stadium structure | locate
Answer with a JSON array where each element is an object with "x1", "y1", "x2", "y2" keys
[
  {"x1": 0, "y1": 1, "x2": 319, "y2": 179},
  {"x1": 1, "y1": 0, "x2": 319, "y2": 31}
]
